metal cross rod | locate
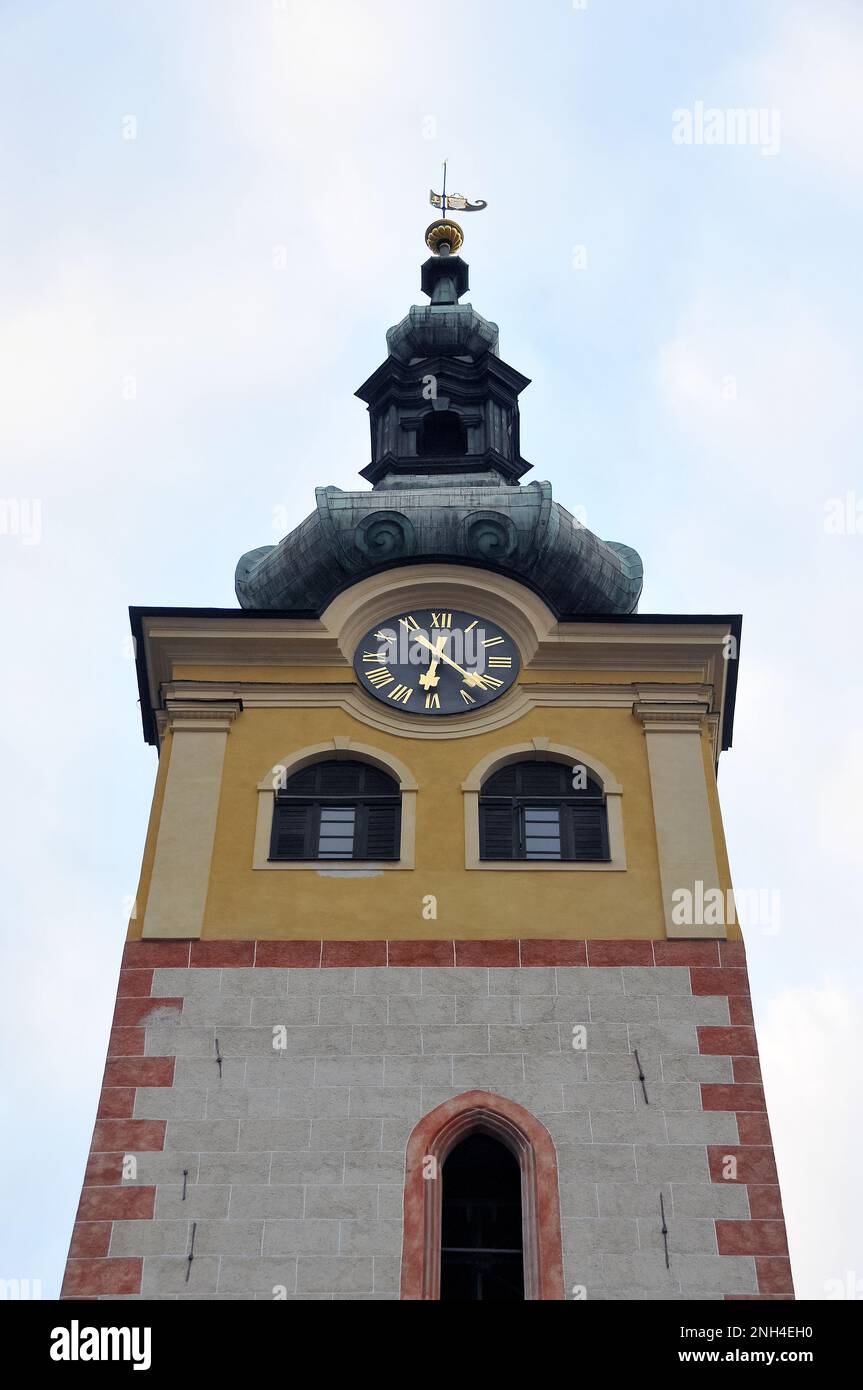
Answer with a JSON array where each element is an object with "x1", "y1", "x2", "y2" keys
[
  {"x1": 185, "y1": 1221, "x2": 197, "y2": 1283},
  {"x1": 633, "y1": 1048, "x2": 649, "y2": 1104}
]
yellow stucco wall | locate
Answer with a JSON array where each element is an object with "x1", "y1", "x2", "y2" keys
[
  {"x1": 128, "y1": 694, "x2": 740, "y2": 943},
  {"x1": 131, "y1": 730, "x2": 172, "y2": 929},
  {"x1": 172, "y1": 665, "x2": 704, "y2": 687}
]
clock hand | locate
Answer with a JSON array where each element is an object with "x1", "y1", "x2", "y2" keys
[
  {"x1": 418, "y1": 633, "x2": 449, "y2": 690},
  {"x1": 411, "y1": 631, "x2": 490, "y2": 689}
]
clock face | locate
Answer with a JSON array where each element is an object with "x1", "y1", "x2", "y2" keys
[{"x1": 354, "y1": 609, "x2": 520, "y2": 715}]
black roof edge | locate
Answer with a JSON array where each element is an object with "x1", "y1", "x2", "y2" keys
[
  {"x1": 130, "y1": 606, "x2": 157, "y2": 747},
  {"x1": 130, "y1": 606, "x2": 742, "y2": 752}
]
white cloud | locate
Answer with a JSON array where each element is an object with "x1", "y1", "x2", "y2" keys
[
  {"x1": 758, "y1": 984, "x2": 863, "y2": 1298},
  {"x1": 750, "y1": 4, "x2": 863, "y2": 189},
  {"x1": 0, "y1": 250, "x2": 337, "y2": 471},
  {"x1": 657, "y1": 291, "x2": 858, "y2": 493},
  {"x1": 816, "y1": 728, "x2": 863, "y2": 870}
]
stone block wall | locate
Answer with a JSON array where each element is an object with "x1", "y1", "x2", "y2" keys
[{"x1": 62, "y1": 938, "x2": 792, "y2": 1301}]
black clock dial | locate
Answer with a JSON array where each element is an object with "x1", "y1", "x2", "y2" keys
[{"x1": 353, "y1": 609, "x2": 520, "y2": 715}]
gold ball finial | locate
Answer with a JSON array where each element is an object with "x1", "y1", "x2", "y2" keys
[{"x1": 425, "y1": 218, "x2": 464, "y2": 255}]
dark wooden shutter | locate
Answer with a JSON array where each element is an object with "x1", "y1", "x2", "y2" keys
[
  {"x1": 519, "y1": 762, "x2": 568, "y2": 797},
  {"x1": 566, "y1": 804, "x2": 608, "y2": 861},
  {"x1": 270, "y1": 803, "x2": 312, "y2": 860},
  {"x1": 483, "y1": 765, "x2": 518, "y2": 797},
  {"x1": 319, "y1": 762, "x2": 364, "y2": 796},
  {"x1": 272, "y1": 760, "x2": 402, "y2": 861},
  {"x1": 359, "y1": 765, "x2": 399, "y2": 795},
  {"x1": 283, "y1": 765, "x2": 318, "y2": 795},
  {"x1": 362, "y1": 803, "x2": 401, "y2": 861},
  {"x1": 479, "y1": 802, "x2": 517, "y2": 859}
]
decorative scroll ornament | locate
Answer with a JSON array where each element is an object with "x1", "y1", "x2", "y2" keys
[
  {"x1": 355, "y1": 510, "x2": 416, "y2": 560},
  {"x1": 463, "y1": 510, "x2": 518, "y2": 561}
]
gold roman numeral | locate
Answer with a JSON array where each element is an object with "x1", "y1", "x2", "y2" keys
[
  {"x1": 399, "y1": 615, "x2": 420, "y2": 631},
  {"x1": 464, "y1": 620, "x2": 478, "y2": 632},
  {"x1": 366, "y1": 667, "x2": 394, "y2": 688},
  {"x1": 425, "y1": 692, "x2": 441, "y2": 710},
  {"x1": 388, "y1": 684, "x2": 413, "y2": 704},
  {"x1": 430, "y1": 611, "x2": 453, "y2": 628},
  {"x1": 480, "y1": 675, "x2": 504, "y2": 688},
  {"x1": 362, "y1": 651, "x2": 388, "y2": 662},
  {"x1": 488, "y1": 656, "x2": 512, "y2": 668},
  {"x1": 460, "y1": 689, "x2": 476, "y2": 705},
  {"x1": 482, "y1": 635, "x2": 505, "y2": 647}
]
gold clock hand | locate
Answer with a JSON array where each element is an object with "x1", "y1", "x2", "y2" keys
[
  {"x1": 418, "y1": 634, "x2": 448, "y2": 690},
  {"x1": 411, "y1": 631, "x2": 490, "y2": 690}
]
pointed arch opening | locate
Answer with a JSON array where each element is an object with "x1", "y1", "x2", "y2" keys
[
  {"x1": 400, "y1": 1090, "x2": 565, "y2": 1301},
  {"x1": 441, "y1": 1131, "x2": 524, "y2": 1300}
]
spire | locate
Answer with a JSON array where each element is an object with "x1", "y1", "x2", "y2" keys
[
  {"x1": 422, "y1": 161, "x2": 486, "y2": 293},
  {"x1": 355, "y1": 186, "x2": 530, "y2": 489},
  {"x1": 233, "y1": 185, "x2": 644, "y2": 617}
]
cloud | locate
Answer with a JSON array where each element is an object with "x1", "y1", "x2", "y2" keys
[
  {"x1": 0, "y1": 249, "x2": 337, "y2": 475},
  {"x1": 816, "y1": 728, "x2": 863, "y2": 870},
  {"x1": 657, "y1": 291, "x2": 858, "y2": 495},
  {"x1": 758, "y1": 984, "x2": 863, "y2": 1298},
  {"x1": 749, "y1": 3, "x2": 863, "y2": 190}
]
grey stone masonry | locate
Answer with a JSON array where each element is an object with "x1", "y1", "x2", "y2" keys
[{"x1": 103, "y1": 961, "x2": 753, "y2": 1299}]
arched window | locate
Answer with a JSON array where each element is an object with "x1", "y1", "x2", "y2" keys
[
  {"x1": 401, "y1": 1090, "x2": 565, "y2": 1301},
  {"x1": 269, "y1": 759, "x2": 401, "y2": 862},
  {"x1": 441, "y1": 1133, "x2": 524, "y2": 1301},
  {"x1": 416, "y1": 409, "x2": 467, "y2": 458},
  {"x1": 479, "y1": 759, "x2": 608, "y2": 862}
]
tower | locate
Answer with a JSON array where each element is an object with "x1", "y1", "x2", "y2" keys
[{"x1": 63, "y1": 208, "x2": 792, "y2": 1302}]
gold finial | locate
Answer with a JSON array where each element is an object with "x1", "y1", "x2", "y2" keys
[
  {"x1": 427, "y1": 161, "x2": 486, "y2": 254},
  {"x1": 425, "y1": 219, "x2": 464, "y2": 255}
]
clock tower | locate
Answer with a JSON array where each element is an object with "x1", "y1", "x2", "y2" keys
[{"x1": 63, "y1": 215, "x2": 792, "y2": 1302}]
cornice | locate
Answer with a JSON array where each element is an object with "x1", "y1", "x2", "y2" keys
[
  {"x1": 155, "y1": 700, "x2": 243, "y2": 737},
  {"x1": 632, "y1": 696, "x2": 713, "y2": 736},
  {"x1": 159, "y1": 680, "x2": 716, "y2": 744},
  {"x1": 134, "y1": 600, "x2": 738, "y2": 758}
]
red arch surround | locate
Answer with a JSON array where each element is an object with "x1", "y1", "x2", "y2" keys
[{"x1": 400, "y1": 1090, "x2": 565, "y2": 1300}]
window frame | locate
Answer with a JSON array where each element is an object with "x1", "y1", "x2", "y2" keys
[
  {"x1": 269, "y1": 786, "x2": 402, "y2": 864},
  {"x1": 480, "y1": 792, "x2": 610, "y2": 864},
  {"x1": 252, "y1": 743, "x2": 418, "y2": 873},
  {"x1": 479, "y1": 761, "x2": 611, "y2": 864},
  {"x1": 400, "y1": 1090, "x2": 565, "y2": 1301},
  {"x1": 462, "y1": 742, "x2": 626, "y2": 873}
]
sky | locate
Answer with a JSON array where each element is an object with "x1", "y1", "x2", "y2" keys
[{"x1": 1, "y1": 0, "x2": 861, "y2": 1301}]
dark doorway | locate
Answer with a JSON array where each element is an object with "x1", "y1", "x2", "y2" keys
[{"x1": 440, "y1": 1132, "x2": 525, "y2": 1300}]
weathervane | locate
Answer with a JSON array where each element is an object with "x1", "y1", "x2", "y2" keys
[{"x1": 426, "y1": 161, "x2": 487, "y2": 255}]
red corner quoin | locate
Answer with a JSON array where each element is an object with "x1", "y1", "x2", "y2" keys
[
  {"x1": 62, "y1": 937, "x2": 791, "y2": 1300},
  {"x1": 696, "y1": 960, "x2": 792, "y2": 1300}
]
